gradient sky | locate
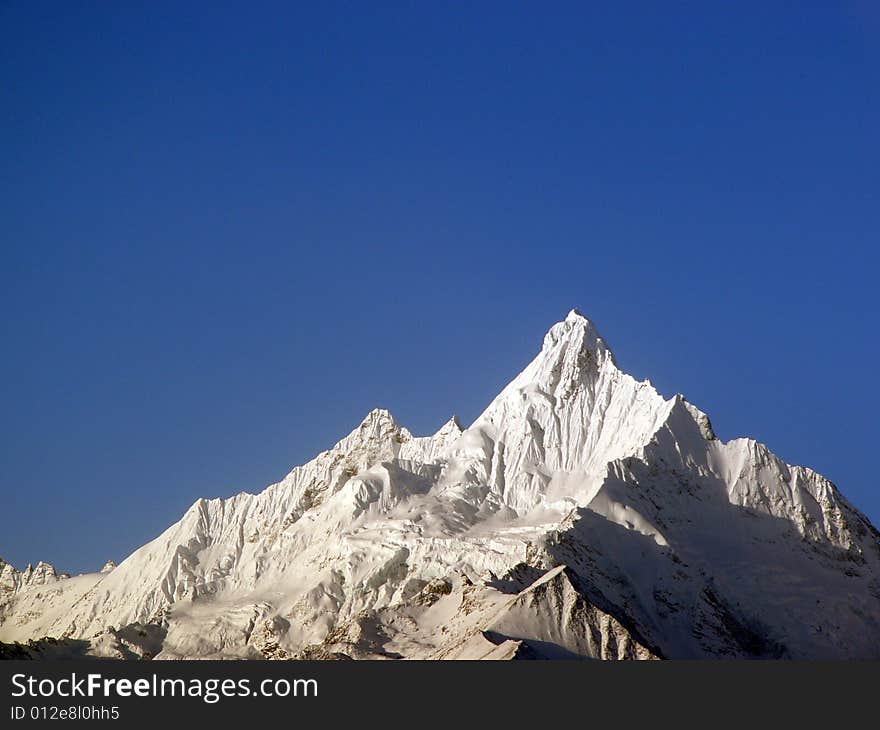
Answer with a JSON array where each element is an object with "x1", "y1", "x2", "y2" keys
[{"x1": 2, "y1": 2, "x2": 879, "y2": 574}]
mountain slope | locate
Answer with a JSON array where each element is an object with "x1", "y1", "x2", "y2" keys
[{"x1": 2, "y1": 310, "x2": 878, "y2": 659}]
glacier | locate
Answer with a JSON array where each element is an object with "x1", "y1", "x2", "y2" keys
[{"x1": 2, "y1": 309, "x2": 879, "y2": 659}]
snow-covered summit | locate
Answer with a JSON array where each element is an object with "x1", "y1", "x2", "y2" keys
[
  {"x1": 544, "y1": 308, "x2": 612, "y2": 359},
  {"x1": 2, "y1": 310, "x2": 878, "y2": 660}
]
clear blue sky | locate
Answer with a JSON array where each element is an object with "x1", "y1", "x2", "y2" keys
[{"x1": 2, "y1": 3, "x2": 878, "y2": 574}]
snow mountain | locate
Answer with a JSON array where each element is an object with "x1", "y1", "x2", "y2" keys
[{"x1": 2, "y1": 309, "x2": 879, "y2": 659}]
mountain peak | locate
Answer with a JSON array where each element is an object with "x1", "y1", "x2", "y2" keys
[
  {"x1": 435, "y1": 414, "x2": 464, "y2": 437},
  {"x1": 346, "y1": 407, "x2": 409, "y2": 446},
  {"x1": 542, "y1": 308, "x2": 611, "y2": 360},
  {"x1": 516, "y1": 309, "x2": 615, "y2": 398},
  {"x1": 3, "y1": 310, "x2": 877, "y2": 661},
  {"x1": 359, "y1": 407, "x2": 397, "y2": 426}
]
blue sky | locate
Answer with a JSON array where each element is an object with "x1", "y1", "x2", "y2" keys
[{"x1": 2, "y1": 2, "x2": 878, "y2": 574}]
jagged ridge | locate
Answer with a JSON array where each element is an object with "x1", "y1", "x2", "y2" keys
[{"x1": 2, "y1": 310, "x2": 878, "y2": 659}]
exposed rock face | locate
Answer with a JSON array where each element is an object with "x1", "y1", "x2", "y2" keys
[{"x1": 2, "y1": 310, "x2": 879, "y2": 659}]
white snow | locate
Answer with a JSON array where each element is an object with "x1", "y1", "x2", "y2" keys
[{"x1": 2, "y1": 309, "x2": 878, "y2": 659}]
